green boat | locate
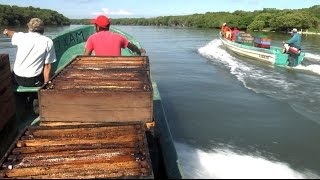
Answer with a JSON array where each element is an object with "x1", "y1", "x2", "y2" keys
[
  {"x1": 0, "y1": 25, "x2": 183, "y2": 179},
  {"x1": 220, "y1": 32, "x2": 305, "y2": 67}
]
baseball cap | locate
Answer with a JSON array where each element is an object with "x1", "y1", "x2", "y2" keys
[
  {"x1": 223, "y1": 23, "x2": 226, "y2": 26},
  {"x1": 27, "y1": 18, "x2": 44, "y2": 32},
  {"x1": 90, "y1": 15, "x2": 110, "y2": 28},
  {"x1": 291, "y1": 28, "x2": 298, "y2": 33}
]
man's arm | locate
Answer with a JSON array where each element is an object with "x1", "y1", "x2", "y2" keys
[
  {"x1": 127, "y1": 42, "x2": 146, "y2": 55},
  {"x1": 84, "y1": 48, "x2": 93, "y2": 56},
  {"x1": 2, "y1": 29, "x2": 15, "y2": 38},
  {"x1": 43, "y1": 63, "x2": 51, "y2": 84}
]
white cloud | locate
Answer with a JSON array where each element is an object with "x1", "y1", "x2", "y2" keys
[
  {"x1": 92, "y1": 8, "x2": 134, "y2": 17},
  {"x1": 102, "y1": 8, "x2": 133, "y2": 15}
]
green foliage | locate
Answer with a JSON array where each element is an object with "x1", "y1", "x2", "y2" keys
[
  {"x1": 248, "y1": 21, "x2": 265, "y2": 31},
  {"x1": 70, "y1": 6, "x2": 320, "y2": 32},
  {"x1": 0, "y1": 4, "x2": 70, "y2": 26}
]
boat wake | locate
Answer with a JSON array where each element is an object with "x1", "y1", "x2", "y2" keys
[
  {"x1": 305, "y1": 52, "x2": 320, "y2": 62},
  {"x1": 176, "y1": 142, "x2": 319, "y2": 179},
  {"x1": 198, "y1": 39, "x2": 320, "y2": 124},
  {"x1": 291, "y1": 53, "x2": 320, "y2": 75}
]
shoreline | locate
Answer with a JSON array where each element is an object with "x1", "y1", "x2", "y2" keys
[{"x1": 300, "y1": 32, "x2": 320, "y2": 35}]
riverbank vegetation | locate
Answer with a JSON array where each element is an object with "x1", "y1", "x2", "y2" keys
[
  {"x1": 0, "y1": 4, "x2": 319, "y2": 33},
  {"x1": 73, "y1": 5, "x2": 320, "y2": 33},
  {"x1": 0, "y1": 5, "x2": 70, "y2": 26}
]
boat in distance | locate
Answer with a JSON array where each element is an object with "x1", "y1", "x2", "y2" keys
[{"x1": 219, "y1": 32, "x2": 305, "y2": 67}]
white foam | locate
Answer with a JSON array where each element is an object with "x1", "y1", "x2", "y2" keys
[
  {"x1": 176, "y1": 142, "x2": 319, "y2": 179},
  {"x1": 293, "y1": 64, "x2": 320, "y2": 75},
  {"x1": 197, "y1": 40, "x2": 288, "y2": 92},
  {"x1": 305, "y1": 53, "x2": 320, "y2": 62}
]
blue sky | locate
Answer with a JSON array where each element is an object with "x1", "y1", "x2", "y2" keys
[{"x1": 1, "y1": 0, "x2": 319, "y2": 19}]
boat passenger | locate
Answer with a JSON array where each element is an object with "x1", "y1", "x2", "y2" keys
[
  {"x1": 283, "y1": 28, "x2": 302, "y2": 66},
  {"x1": 84, "y1": 15, "x2": 145, "y2": 56},
  {"x1": 231, "y1": 27, "x2": 240, "y2": 42},
  {"x1": 2, "y1": 18, "x2": 57, "y2": 87},
  {"x1": 283, "y1": 28, "x2": 301, "y2": 54},
  {"x1": 221, "y1": 23, "x2": 232, "y2": 39}
]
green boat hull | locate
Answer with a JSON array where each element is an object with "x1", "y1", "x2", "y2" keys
[{"x1": 2, "y1": 25, "x2": 183, "y2": 179}]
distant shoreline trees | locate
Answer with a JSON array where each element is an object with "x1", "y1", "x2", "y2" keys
[
  {"x1": 72, "y1": 5, "x2": 320, "y2": 32},
  {"x1": 1, "y1": 4, "x2": 319, "y2": 33},
  {"x1": 0, "y1": 5, "x2": 70, "y2": 26}
]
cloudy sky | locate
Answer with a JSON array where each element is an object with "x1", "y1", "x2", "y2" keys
[{"x1": 1, "y1": 0, "x2": 319, "y2": 19}]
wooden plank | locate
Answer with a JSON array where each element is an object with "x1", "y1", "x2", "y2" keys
[
  {"x1": 22, "y1": 128, "x2": 142, "y2": 140},
  {"x1": 24, "y1": 125, "x2": 140, "y2": 138},
  {"x1": 40, "y1": 91, "x2": 151, "y2": 108},
  {"x1": 52, "y1": 81, "x2": 149, "y2": 91},
  {"x1": 3, "y1": 154, "x2": 138, "y2": 169},
  {"x1": 0, "y1": 67, "x2": 11, "y2": 85},
  {"x1": 0, "y1": 54, "x2": 9, "y2": 70},
  {"x1": 8, "y1": 168, "x2": 151, "y2": 179},
  {"x1": 0, "y1": 54, "x2": 15, "y2": 131},
  {"x1": 74, "y1": 56, "x2": 149, "y2": 62},
  {"x1": 7, "y1": 148, "x2": 141, "y2": 162},
  {"x1": 0, "y1": 94, "x2": 15, "y2": 128},
  {"x1": 2, "y1": 161, "x2": 149, "y2": 178},
  {"x1": 12, "y1": 142, "x2": 139, "y2": 155},
  {"x1": 39, "y1": 91, "x2": 152, "y2": 123},
  {"x1": 16, "y1": 134, "x2": 144, "y2": 147}
]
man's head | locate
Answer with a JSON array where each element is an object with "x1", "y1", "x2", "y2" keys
[
  {"x1": 27, "y1": 18, "x2": 44, "y2": 34},
  {"x1": 223, "y1": 23, "x2": 227, "y2": 26},
  {"x1": 292, "y1": 28, "x2": 298, "y2": 33},
  {"x1": 91, "y1": 15, "x2": 110, "y2": 31}
]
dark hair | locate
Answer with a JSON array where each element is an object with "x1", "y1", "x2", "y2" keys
[
  {"x1": 97, "y1": 24, "x2": 110, "y2": 31},
  {"x1": 33, "y1": 28, "x2": 44, "y2": 34}
]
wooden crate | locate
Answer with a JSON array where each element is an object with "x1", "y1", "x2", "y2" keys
[
  {"x1": 39, "y1": 56, "x2": 153, "y2": 123},
  {"x1": 0, "y1": 122, "x2": 154, "y2": 179},
  {"x1": 0, "y1": 54, "x2": 15, "y2": 132}
]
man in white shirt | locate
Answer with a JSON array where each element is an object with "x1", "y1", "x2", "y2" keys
[{"x1": 2, "y1": 18, "x2": 56, "y2": 87}]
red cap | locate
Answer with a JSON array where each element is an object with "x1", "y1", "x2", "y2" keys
[{"x1": 90, "y1": 15, "x2": 110, "y2": 28}]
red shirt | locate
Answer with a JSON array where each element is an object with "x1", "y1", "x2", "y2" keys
[
  {"x1": 231, "y1": 29, "x2": 240, "y2": 41},
  {"x1": 85, "y1": 31, "x2": 129, "y2": 56}
]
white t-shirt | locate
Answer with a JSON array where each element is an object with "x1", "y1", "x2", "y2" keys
[{"x1": 12, "y1": 32, "x2": 57, "y2": 77}]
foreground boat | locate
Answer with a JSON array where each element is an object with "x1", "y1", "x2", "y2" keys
[
  {"x1": 220, "y1": 33, "x2": 305, "y2": 67},
  {"x1": 0, "y1": 25, "x2": 183, "y2": 178}
]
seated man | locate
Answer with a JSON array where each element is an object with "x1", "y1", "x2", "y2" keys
[
  {"x1": 2, "y1": 18, "x2": 56, "y2": 114},
  {"x1": 283, "y1": 28, "x2": 301, "y2": 66},
  {"x1": 231, "y1": 27, "x2": 240, "y2": 42},
  {"x1": 221, "y1": 23, "x2": 232, "y2": 39},
  {"x1": 85, "y1": 15, "x2": 145, "y2": 56},
  {"x1": 3, "y1": 18, "x2": 56, "y2": 87},
  {"x1": 283, "y1": 28, "x2": 301, "y2": 54}
]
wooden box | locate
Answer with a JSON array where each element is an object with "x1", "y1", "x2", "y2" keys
[
  {"x1": 0, "y1": 122, "x2": 154, "y2": 179},
  {"x1": 0, "y1": 54, "x2": 15, "y2": 132},
  {"x1": 39, "y1": 56, "x2": 153, "y2": 123}
]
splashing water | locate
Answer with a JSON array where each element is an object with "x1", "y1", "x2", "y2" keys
[
  {"x1": 176, "y1": 142, "x2": 319, "y2": 179},
  {"x1": 305, "y1": 53, "x2": 320, "y2": 62},
  {"x1": 198, "y1": 39, "x2": 320, "y2": 76}
]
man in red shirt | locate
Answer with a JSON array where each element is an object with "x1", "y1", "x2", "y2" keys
[
  {"x1": 84, "y1": 15, "x2": 145, "y2": 56},
  {"x1": 231, "y1": 27, "x2": 240, "y2": 41}
]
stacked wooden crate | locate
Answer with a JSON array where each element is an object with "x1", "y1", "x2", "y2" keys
[
  {"x1": 39, "y1": 56, "x2": 153, "y2": 123},
  {"x1": 0, "y1": 54, "x2": 15, "y2": 132}
]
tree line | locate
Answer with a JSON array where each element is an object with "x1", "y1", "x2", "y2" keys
[
  {"x1": 1, "y1": 4, "x2": 319, "y2": 33},
  {"x1": 72, "y1": 5, "x2": 320, "y2": 32},
  {"x1": 0, "y1": 5, "x2": 70, "y2": 26}
]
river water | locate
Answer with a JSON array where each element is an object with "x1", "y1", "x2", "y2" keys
[{"x1": 1, "y1": 25, "x2": 320, "y2": 179}]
